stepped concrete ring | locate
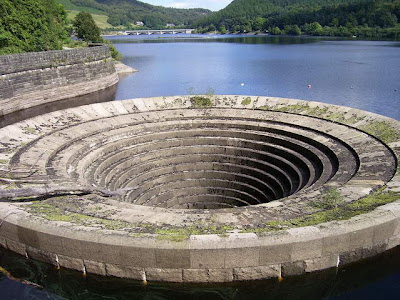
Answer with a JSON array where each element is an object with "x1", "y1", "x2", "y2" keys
[{"x1": 0, "y1": 95, "x2": 399, "y2": 283}]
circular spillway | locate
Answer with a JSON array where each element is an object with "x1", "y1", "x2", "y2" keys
[
  {"x1": 0, "y1": 96, "x2": 399, "y2": 283},
  {"x1": 58, "y1": 111, "x2": 354, "y2": 209}
]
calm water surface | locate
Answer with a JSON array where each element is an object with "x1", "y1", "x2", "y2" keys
[
  {"x1": 1, "y1": 35, "x2": 400, "y2": 299},
  {"x1": 111, "y1": 35, "x2": 400, "y2": 119}
]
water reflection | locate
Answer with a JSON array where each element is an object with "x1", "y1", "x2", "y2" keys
[
  {"x1": 108, "y1": 34, "x2": 328, "y2": 45},
  {"x1": 1, "y1": 246, "x2": 400, "y2": 299},
  {"x1": 0, "y1": 84, "x2": 117, "y2": 128}
]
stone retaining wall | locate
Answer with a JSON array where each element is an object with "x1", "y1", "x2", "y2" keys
[{"x1": 0, "y1": 46, "x2": 119, "y2": 117}]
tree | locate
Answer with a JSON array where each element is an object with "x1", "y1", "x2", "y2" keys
[
  {"x1": 218, "y1": 25, "x2": 227, "y2": 34},
  {"x1": 73, "y1": 11, "x2": 102, "y2": 43},
  {"x1": 270, "y1": 26, "x2": 281, "y2": 35},
  {"x1": 0, "y1": 0, "x2": 69, "y2": 54},
  {"x1": 304, "y1": 22, "x2": 323, "y2": 35},
  {"x1": 331, "y1": 17, "x2": 339, "y2": 27},
  {"x1": 208, "y1": 24, "x2": 216, "y2": 32},
  {"x1": 283, "y1": 25, "x2": 301, "y2": 35}
]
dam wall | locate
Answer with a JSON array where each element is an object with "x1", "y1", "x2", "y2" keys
[{"x1": 0, "y1": 45, "x2": 119, "y2": 117}]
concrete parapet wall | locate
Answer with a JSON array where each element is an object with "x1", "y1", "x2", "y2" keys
[
  {"x1": 0, "y1": 46, "x2": 119, "y2": 117},
  {"x1": 0, "y1": 201, "x2": 399, "y2": 282},
  {"x1": 0, "y1": 95, "x2": 399, "y2": 282}
]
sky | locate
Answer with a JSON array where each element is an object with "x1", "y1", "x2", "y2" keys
[{"x1": 139, "y1": 0, "x2": 233, "y2": 11}]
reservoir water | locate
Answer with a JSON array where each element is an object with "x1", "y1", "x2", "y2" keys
[
  {"x1": 1, "y1": 35, "x2": 400, "y2": 299},
  {"x1": 112, "y1": 35, "x2": 400, "y2": 119}
]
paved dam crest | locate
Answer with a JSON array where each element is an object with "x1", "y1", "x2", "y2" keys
[{"x1": 0, "y1": 95, "x2": 399, "y2": 283}]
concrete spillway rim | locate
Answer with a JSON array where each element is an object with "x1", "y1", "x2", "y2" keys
[{"x1": 0, "y1": 95, "x2": 399, "y2": 282}]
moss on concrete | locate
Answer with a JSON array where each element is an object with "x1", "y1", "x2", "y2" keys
[
  {"x1": 190, "y1": 96, "x2": 212, "y2": 108},
  {"x1": 21, "y1": 126, "x2": 40, "y2": 135},
  {"x1": 27, "y1": 201, "x2": 132, "y2": 230},
  {"x1": 156, "y1": 224, "x2": 235, "y2": 241},
  {"x1": 250, "y1": 189, "x2": 400, "y2": 232},
  {"x1": 156, "y1": 226, "x2": 200, "y2": 242},
  {"x1": 259, "y1": 104, "x2": 364, "y2": 125},
  {"x1": 360, "y1": 121, "x2": 400, "y2": 144},
  {"x1": 269, "y1": 104, "x2": 329, "y2": 116},
  {"x1": 25, "y1": 187, "x2": 400, "y2": 237},
  {"x1": 241, "y1": 97, "x2": 251, "y2": 106},
  {"x1": 26, "y1": 200, "x2": 236, "y2": 240}
]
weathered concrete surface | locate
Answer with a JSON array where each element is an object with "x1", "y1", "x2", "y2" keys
[
  {"x1": 114, "y1": 61, "x2": 138, "y2": 74},
  {"x1": 0, "y1": 95, "x2": 399, "y2": 282}
]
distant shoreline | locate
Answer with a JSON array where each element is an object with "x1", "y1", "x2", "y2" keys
[{"x1": 102, "y1": 32, "x2": 400, "y2": 42}]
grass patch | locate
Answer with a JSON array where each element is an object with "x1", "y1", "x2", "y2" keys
[
  {"x1": 241, "y1": 97, "x2": 251, "y2": 106},
  {"x1": 359, "y1": 121, "x2": 400, "y2": 144},
  {"x1": 58, "y1": 0, "x2": 106, "y2": 15},
  {"x1": 190, "y1": 96, "x2": 212, "y2": 108},
  {"x1": 66, "y1": 10, "x2": 112, "y2": 29}
]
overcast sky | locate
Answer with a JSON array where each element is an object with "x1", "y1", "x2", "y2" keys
[{"x1": 139, "y1": 0, "x2": 233, "y2": 11}]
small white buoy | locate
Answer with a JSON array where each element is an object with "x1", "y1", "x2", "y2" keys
[
  {"x1": 241, "y1": 83, "x2": 245, "y2": 86},
  {"x1": 307, "y1": 84, "x2": 311, "y2": 89}
]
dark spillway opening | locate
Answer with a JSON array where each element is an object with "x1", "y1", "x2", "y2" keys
[{"x1": 103, "y1": 120, "x2": 341, "y2": 209}]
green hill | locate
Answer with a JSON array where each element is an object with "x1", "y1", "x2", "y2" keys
[
  {"x1": 195, "y1": 0, "x2": 400, "y2": 38},
  {"x1": 56, "y1": 0, "x2": 211, "y2": 29}
]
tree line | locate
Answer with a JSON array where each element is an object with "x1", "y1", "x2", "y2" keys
[
  {"x1": 0, "y1": 0, "x2": 69, "y2": 54},
  {"x1": 62, "y1": 0, "x2": 211, "y2": 28},
  {"x1": 195, "y1": 0, "x2": 400, "y2": 39},
  {"x1": 0, "y1": 0, "x2": 119, "y2": 58}
]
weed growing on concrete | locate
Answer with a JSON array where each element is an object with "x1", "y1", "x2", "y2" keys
[
  {"x1": 241, "y1": 97, "x2": 251, "y2": 106},
  {"x1": 190, "y1": 96, "x2": 212, "y2": 108},
  {"x1": 311, "y1": 188, "x2": 344, "y2": 210}
]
